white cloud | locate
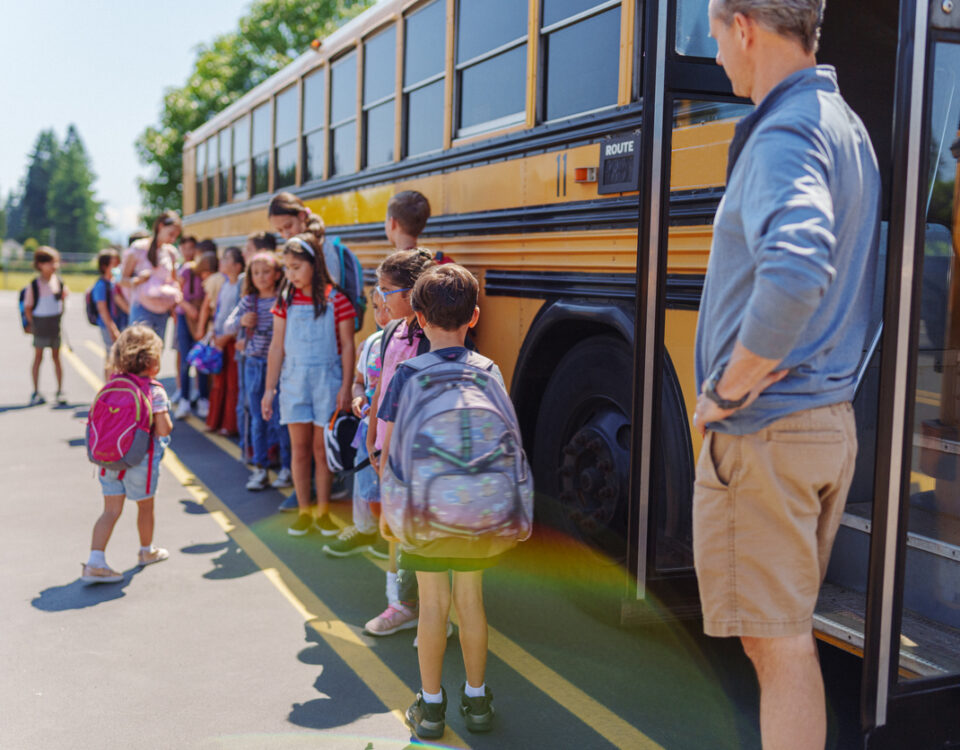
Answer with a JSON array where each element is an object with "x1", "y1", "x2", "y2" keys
[{"x1": 103, "y1": 203, "x2": 144, "y2": 243}]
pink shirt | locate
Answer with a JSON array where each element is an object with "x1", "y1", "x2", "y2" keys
[
  {"x1": 375, "y1": 319, "x2": 424, "y2": 451},
  {"x1": 127, "y1": 238, "x2": 177, "y2": 308}
]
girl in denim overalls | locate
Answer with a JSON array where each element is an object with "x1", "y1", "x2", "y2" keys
[{"x1": 263, "y1": 234, "x2": 356, "y2": 537}]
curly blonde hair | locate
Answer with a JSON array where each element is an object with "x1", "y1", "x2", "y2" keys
[{"x1": 110, "y1": 325, "x2": 162, "y2": 376}]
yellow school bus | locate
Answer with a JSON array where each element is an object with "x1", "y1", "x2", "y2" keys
[{"x1": 183, "y1": 1, "x2": 960, "y2": 744}]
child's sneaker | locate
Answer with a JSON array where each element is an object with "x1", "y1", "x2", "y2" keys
[
  {"x1": 195, "y1": 398, "x2": 210, "y2": 419},
  {"x1": 413, "y1": 620, "x2": 454, "y2": 648},
  {"x1": 369, "y1": 537, "x2": 390, "y2": 560},
  {"x1": 322, "y1": 525, "x2": 377, "y2": 557},
  {"x1": 406, "y1": 688, "x2": 447, "y2": 740},
  {"x1": 80, "y1": 563, "x2": 123, "y2": 584},
  {"x1": 313, "y1": 514, "x2": 339, "y2": 536},
  {"x1": 245, "y1": 467, "x2": 270, "y2": 491},
  {"x1": 138, "y1": 546, "x2": 169, "y2": 566},
  {"x1": 289, "y1": 514, "x2": 312, "y2": 536},
  {"x1": 174, "y1": 398, "x2": 192, "y2": 420},
  {"x1": 55, "y1": 391, "x2": 67, "y2": 405},
  {"x1": 364, "y1": 603, "x2": 418, "y2": 636},
  {"x1": 29, "y1": 391, "x2": 45, "y2": 406},
  {"x1": 459, "y1": 683, "x2": 495, "y2": 733},
  {"x1": 271, "y1": 467, "x2": 293, "y2": 488}
]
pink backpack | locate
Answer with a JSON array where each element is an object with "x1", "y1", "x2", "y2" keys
[{"x1": 86, "y1": 373, "x2": 156, "y2": 470}]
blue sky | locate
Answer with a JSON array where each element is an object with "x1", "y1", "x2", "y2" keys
[{"x1": 0, "y1": 0, "x2": 253, "y2": 242}]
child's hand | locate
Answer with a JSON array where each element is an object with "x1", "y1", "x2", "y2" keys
[
  {"x1": 236, "y1": 338, "x2": 246, "y2": 353},
  {"x1": 379, "y1": 514, "x2": 400, "y2": 543},
  {"x1": 240, "y1": 312, "x2": 257, "y2": 327},
  {"x1": 261, "y1": 392, "x2": 274, "y2": 421},
  {"x1": 213, "y1": 334, "x2": 231, "y2": 349},
  {"x1": 336, "y1": 385, "x2": 351, "y2": 415},
  {"x1": 351, "y1": 395, "x2": 366, "y2": 418}
]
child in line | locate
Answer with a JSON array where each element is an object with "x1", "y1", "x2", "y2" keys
[
  {"x1": 184, "y1": 251, "x2": 218, "y2": 419},
  {"x1": 91, "y1": 248, "x2": 124, "y2": 378},
  {"x1": 263, "y1": 233, "x2": 355, "y2": 537},
  {"x1": 82, "y1": 325, "x2": 173, "y2": 584},
  {"x1": 173, "y1": 235, "x2": 204, "y2": 418},
  {"x1": 322, "y1": 289, "x2": 392, "y2": 558},
  {"x1": 378, "y1": 264, "x2": 505, "y2": 739},
  {"x1": 363, "y1": 248, "x2": 437, "y2": 637},
  {"x1": 205, "y1": 246, "x2": 244, "y2": 435},
  {"x1": 121, "y1": 211, "x2": 182, "y2": 345},
  {"x1": 226, "y1": 252, "x2": 292, "y2": 491},
  {"x1": 24, "y1": 246, "x2": 69, "y2": 406}
]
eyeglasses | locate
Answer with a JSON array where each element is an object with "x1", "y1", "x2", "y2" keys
[{"x1": 375, "y1": 285, "x2": 411, "y2": 298}]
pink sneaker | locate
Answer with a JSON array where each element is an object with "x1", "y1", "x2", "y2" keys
[{"x1": 364, "y1": 604, "x2": 418, "y2": 636}]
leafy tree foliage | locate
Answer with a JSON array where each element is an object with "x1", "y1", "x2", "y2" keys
[
  {"x1": 48, "y1": 125, "x2": 103, "y2": 255},
  {"x1": 136, "y1": 0, "x2": 372, "y2": 221}
]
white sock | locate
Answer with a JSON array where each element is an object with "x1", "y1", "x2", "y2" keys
[
  {"x1": 464, "y1": 682, "x2": 486, "y2": 698},
  {"x1": 386, "y1": 571, "x2": 399, "y2": 606},
  {"x1": 87, "y1": 550, "x2": 107, "y2": 568},
  {"x1": 421, "y1": 688, "x2": 443, "y2": 704},
  {"x1": 140, "y1": 545, "x2": 154, "y2": 554}
]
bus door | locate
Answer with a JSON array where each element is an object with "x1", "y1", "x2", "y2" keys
[
  {"x1": 862, "y1": 1, "x2": 960, "y2": 746},
  {"x1": 625, "y1": 0, "x2": 752, "y2": 620}
]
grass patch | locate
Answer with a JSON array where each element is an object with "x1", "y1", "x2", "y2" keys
[{"x1": 0, "y1": 270, "x2": 98, "y2": 293}]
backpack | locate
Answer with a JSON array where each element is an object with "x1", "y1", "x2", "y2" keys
[
  {"x1": 325, "y1": 235, "x2": 366, "y2": 331},
  {"x1": 380, "y1": 351, "x2": 534, "y2": 546},
  {"x1": 86, "y1": 373, "x2": 157, "y2": 470},
  {"x1": 84, "y1": 279, "x2": 114, "y2": 327},
  {"x1": 19, "y1": 276, "x2": 63, "y2": 332}
]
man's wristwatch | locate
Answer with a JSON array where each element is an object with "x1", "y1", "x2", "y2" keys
[{"x1": 704, "y1": 367, "x2": 748, "y2": 411}]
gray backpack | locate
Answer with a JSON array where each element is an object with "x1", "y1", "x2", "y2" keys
[{"x1": 381, "y1": 350, "x2": 534, "y2": 546}]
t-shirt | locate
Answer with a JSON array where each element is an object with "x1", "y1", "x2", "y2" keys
[
  {"x1": 213, "y1": 278, "x2": 241, "y2": 337},
  {"x1": 225, "y1": 294, "x2": 277, "y2": 359},
  {"x1": 375, "y1": 320, "x2": 425, "y2": 451},
  {"x1": 149, "y1": 380, "x2": 170, "y2": 415},
  {"x1": 91, "y1": 278, "x2": 117, "y2": 324},
  {"x1": 379, "y1": 346, "x2": 504, "y2": 423},
  {"x1": 26, "y1": 275, "x2": 66, "y2": 317},
  {"x1": 127, "y1": 239, "x2": 177, "y2": 308},
  {"x1": 271, "y1": 286, "x2": 356, "y2": 354},
  {"x1": 178, "y1": 263, "x2": 205, "y2": 308},
  {"x1": 356, "y1": 329, "x2": 384, "y2": 402}
]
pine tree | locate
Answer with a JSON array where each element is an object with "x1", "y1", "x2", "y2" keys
[
  {"x1": 4, "y1": 189, "x2": 24, "y2": 241},
  {"x1": 18, "y1": 130, "x2": 59, "y2": 245},
  {"x1": 48, "y1": 125, "x2": 103, "y2": 255}
]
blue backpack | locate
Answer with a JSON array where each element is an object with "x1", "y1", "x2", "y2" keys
[{"x1": 325, "y1": 235, "x2": 366, "y2": 331}]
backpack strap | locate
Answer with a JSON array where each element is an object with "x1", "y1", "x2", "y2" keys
[
  {"x1": 379, "y1": 319, "x2": 403, "y2": 364},
  {"x1": 333, "y1": 236, "x2": 347, "y2": 289},
  {"x1": 401, "y1": 352, "x2": 446, "y2": 373},
  {"x1": 54, "y1": 274, "x2": 64, "y2": 302},
  {"x1": 30, "y1": 278, "x2": 39, "y2": 309}
]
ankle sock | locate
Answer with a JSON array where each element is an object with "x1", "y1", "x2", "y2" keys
[
  {"x1": 421, "y1": 688, "x2": 443, "y2": 704},
  {"x1": 87, "y1": 550, "x2": 107, "y2": 568},
  {"x1": 386, "y1": 571, "x2": 399, "y2": 606},
  {"x1": 140, "y1": 545, "x2": 154, "y2": 554},
  {"x1": 464, "y1": 682, "x2": 486, "y2": 698}
]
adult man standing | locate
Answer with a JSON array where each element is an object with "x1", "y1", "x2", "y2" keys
[{"x1": 693, "y1": 2, "x2": 880, "y2": 748}]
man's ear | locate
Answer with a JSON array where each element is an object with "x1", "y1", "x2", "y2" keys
[
  {"x1": 468, "y1": 305, "x2": 480, "y2": 329},
  {"x1": 732, "y1": 11, "x2": 754, "y2": 48}
]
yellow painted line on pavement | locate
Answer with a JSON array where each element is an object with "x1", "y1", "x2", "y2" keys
[
  {"x1": 84, "y1": 340, "x2": 106, "y2": 358},
  {"x1": 61, "y1": 345, "x2": 468, "y2": 748},
  {"x1": 180, "y1": 382, "x2": 663, "y2": 750}
]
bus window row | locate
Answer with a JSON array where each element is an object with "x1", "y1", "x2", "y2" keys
[{"x1": 190, "y1": 0, "x2": 630, "y2": 212}]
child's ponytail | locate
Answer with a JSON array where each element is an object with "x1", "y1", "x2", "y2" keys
[{"x1": 377, "y1": 247, "x2": 437, "y2": 341}]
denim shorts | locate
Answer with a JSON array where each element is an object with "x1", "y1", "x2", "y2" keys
[
  {"x1": 97, "y1": 322, "x2": 113, "y2": 351},
  {"x1": 98, "y1": 440, "x2": 166, "y2": 501},
  {"x1": 278, "y1": 360, "x2": 341, "y2": 427}
]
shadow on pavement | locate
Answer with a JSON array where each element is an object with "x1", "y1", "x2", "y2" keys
[
  {"x1": 0, "y1": 403, "x2": 39, "y2": 415},
  {"x1": 66, "y1": 437, "x2": 86, "y2": 448},
  {"x1": 288, "y1": 622, "x2": 387, "y2": 732},
  {"x1": 31, "y1": 568, "x2": 142, "y2": 611},
  {"x1": 179, "y1": 498, "x2": 210, "y2": 515}
]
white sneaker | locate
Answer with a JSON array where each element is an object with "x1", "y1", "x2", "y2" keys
[
  {"x1": 195, "y1": 398, "x2": 210, "y2": 419},
  {"x1": 170, "y1": 389, "x2": 182, "y2": 404},
  {"x1": 174, "y1": 398, "x2": 192, "y2": 420},
  {"x1": 246, "y1": 467, "x2": 270, "y2": 491},
  {"x1": 413, "y1": 620, "x2": 454, "y2": 648},
  {"x1": 271, "y1": 467, "x2": 293, "y2": 488}
]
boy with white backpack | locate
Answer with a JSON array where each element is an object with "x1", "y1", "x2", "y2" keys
[
  {"x1": 377, "y1": 264, "x2": 533, "y2": 740},
  {"x1": 82, "y1": 325, "x2": 173, "y2": 584}
]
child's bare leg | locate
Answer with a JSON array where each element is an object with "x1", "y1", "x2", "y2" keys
[
  {"x1": 452, "y1": 571, "x2": 488, "y2": 689},
  {"x1": 135, "y1": 497, "x2": 155, "y2": 547},
  {"x1": 416, "y1": 571, "x2": 452, "y2": 694},
  {"x1": 51, "y1": 347, "x2": 63, "y2": 391},
  {"x1": 312, "y1": 426, "x2": 332, "y2": 517},
  {"x1": 288, "y1": 423, "x2": 314, "y2": 514},
  {"x1": 31, "y1": 348, "x2": 43, "y2": 392},
  {"x1": 91, "y1": 495, "x2": 125, "y2": 551},
  {"x1": 388, "y1": 541, "x2": 398, "y2": 574}
]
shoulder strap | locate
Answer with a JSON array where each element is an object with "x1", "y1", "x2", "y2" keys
[
  {"x1": 55, "y1": 275, "x2": 64, "y2": 301},
  {"x1": 379, "y1": 319, "x2": 403, "y2": 363},
  {"x1": 401, "y1": 351, "x2": 445, "y2": 373},
  {"x1": 460, "y1": 350, "x2": 495, "y2": 372},
  {"x1": 30, "y1": 278, "x2": 39, "y2": 306}
]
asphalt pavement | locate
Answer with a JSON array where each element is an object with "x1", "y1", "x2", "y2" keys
[{"x1": 0, "y1": 291, "x2": 864, "y2": 749}]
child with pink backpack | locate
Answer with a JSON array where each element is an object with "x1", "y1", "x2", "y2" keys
[{"x1": 82, "y1": 325, "x2": 173, "y2": 584}]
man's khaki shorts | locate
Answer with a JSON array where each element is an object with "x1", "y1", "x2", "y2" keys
[{"x1": 693, "y1": 402, "x2": 857, "y2": 638}]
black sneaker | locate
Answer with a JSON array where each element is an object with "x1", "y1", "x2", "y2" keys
[
  {"x1": 322, "y1": 526, "x2": 377, "y2": 557},
  {"x1": 288, "y1": 514, "x2": 312, "y2": 536},
  {"x1": 406, "y1": 688, "x2": 446, "y2": 740},
  {"x1": 313, "y1": 514, "x2": 339, "y2": 536},
  {"x1": 459, "y1": 683, "x2": 494, "y2": 733}
]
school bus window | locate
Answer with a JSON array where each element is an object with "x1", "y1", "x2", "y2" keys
[
  {"x1": 363, "y1": 27, "x2": 396, "y2": 168},
  {"x1": 302, "y1": 68, "x2": 325, "y2": 183},
  {"x1": 676, "y1": 0, "x2": 715, "y2": 58},
  {"x1": 217, "y1": 129, "x2": 229, "y2": 205},
  {"x1": 195, "y1": 141, "x2": 205, "y2": 212},
  {"x1": 403, "y1": 0, "x2": 444, "y2": 157},
  {"x1": 541, "y1": 1, "x2": 620, "y2": 122},
  {"x1": 274, "y1": 85, "x2": 298, "y2": 189},
  {"x1": 330, "y1": 51, "x2": 358, "y2": 176},
  {"x1": 251, "y1": 101, "x2": 271, "y2": 195},
  {"x1": 455, "y1": 0, "x2": 527, "y2": 137},
  {"x1": 232, "y1": 115, "x2": 250, "y2": 201},
  {"x1": 205, "y1": 134, "x2": 216, "y2": 208}
]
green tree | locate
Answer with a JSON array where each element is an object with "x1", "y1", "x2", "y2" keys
[
  {"x1": 19, "y1": 129, "x2": 59, "y2": 245},
  {"x1": 0, "y1": 192, "x2": 6, "y2": 241},
  {"x1": 4, "y1": 189, "x2": 24, "y2": 241},
  {"x1": 48, "y1": 125, "x2": 104, "y2": 255},
  {"x1": 136, "y1": 0, "x2": 372, "y2": 220}
]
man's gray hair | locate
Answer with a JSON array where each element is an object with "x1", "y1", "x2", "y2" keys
[{"x1": 712, "y1": 0, "x2": 826, "y2": 54}]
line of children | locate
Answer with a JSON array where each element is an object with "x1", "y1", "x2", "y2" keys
[
  {"x1": 173, "y1": 235, "x2": 207, "y2": 419},
  {"x1": 204, "y1": 246, "x2": 244, "y2": 435}
]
